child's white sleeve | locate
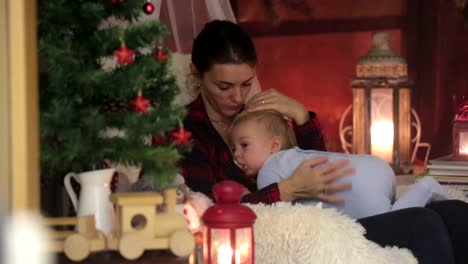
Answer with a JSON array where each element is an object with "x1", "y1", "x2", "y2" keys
[{"x1": 257, "y1": 166, "x2": 285, "y2": 189}]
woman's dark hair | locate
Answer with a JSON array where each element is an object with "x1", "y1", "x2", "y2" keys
[{"x1": 191, "y1": 20, "x2": 258, "y2": 75}]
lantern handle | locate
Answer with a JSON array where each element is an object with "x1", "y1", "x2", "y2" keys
[
  {"x1": 338, "y1": 105, "x2": 430, "y2": 164},
  {"x1": 410, "y1": 108, "x2": 431, "y2": 164},
  {"x1": 339, "y1": 104, "x2": 353, "y2": 154}
]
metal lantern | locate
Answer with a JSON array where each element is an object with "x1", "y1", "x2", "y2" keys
[
  {"x1": 352, "y1": 32, "x2": 413, "y2": 173},
  {"x1": 453, "y1": 102, "x2": 468, "y2": 160},
  {"x1": 202, "y1": 181, "x2": 256, "y2": 264}
]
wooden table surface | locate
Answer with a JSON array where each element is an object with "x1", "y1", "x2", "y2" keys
[{"x1": 56, "y1": 251, "x2": 189, "y2": 264}]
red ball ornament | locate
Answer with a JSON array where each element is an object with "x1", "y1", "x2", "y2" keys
[
  {"x1": 155, "y1": 48, "x2": 169, "y2": 62},
  {"x1": 151, "y1": 134, "x2": 167, "y2": 146},
  {"x1": 114, "y1": 44, "x2": 135, "y2": 65},
  {"x1": 143, "y1": 1, "x2": 155, "y2": 15},
  {"x1": 130, "y1": 92, "x2": 150, "y2": 113},
  {"x1": 171, "y1": 127, "x2": 192, "y2": 146}
]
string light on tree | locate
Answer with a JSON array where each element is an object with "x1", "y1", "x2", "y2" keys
[{"x1": 143, "y1": 0, "x2": 155, "y2": 14}]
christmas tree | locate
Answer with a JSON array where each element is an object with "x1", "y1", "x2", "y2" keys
[{"x1": 39, "y1": 0, "x2": 190, "y2": 187}]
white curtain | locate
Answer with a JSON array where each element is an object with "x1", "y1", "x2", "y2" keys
[
  {"x1": 141, "y1": 0, "x2": 236, "y2": 53},
  {"x1": 146, "y1": 0, "x2": 261, "y2": 100}
]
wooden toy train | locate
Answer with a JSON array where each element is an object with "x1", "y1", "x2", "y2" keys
[{"x1": 45, "y1": 188, "x2": 195, "y2": 261}]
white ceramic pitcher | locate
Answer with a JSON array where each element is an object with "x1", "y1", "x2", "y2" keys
[{"x1": 64, "y1": 168, "x2": 116, "y2": 235}]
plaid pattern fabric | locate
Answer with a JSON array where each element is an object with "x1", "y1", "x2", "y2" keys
[{"x1": 180, "y1": 95, "x2": 326, "y2": 204}]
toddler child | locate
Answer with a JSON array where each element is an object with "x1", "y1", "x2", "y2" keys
[{"x1": 228, "y1": 109, "x2": 448, "y2": 219}]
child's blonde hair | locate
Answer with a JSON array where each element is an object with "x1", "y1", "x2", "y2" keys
[{"x1": 229, "y1": 110, "x2": 296, "y2": 150}]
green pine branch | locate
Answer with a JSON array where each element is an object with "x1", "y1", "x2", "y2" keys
[{"x1": 39, "y1": 0, "x2": 189, "y2": 185}]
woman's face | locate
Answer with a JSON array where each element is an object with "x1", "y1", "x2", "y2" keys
[{"x1": 199, "y1": 63, "x2": 255, "y2": 118}]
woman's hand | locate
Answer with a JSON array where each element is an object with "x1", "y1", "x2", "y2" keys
[
  {"x1": 244, "y1": 88, "x2": 310, "y2": 125},
  {"x1": 278, "y1": 157, "x2": 354, "y2": 203}
]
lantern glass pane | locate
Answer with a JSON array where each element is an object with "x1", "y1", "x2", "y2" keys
[
  {"x1": 460, "y1": 131, "x2": 468, "y2": 155},
  {"x1": 203, "y1": 227, "x2": 209, "y2": 263},
  {"x1": 235, "y1": 228, "x2": 253, "y2": 264},
  {"x1": 370, "y1": 88, "x2": 393, "y2": 163},
  {"x1": 210, "y1": 228, "x2": 232, "y2": 264}
]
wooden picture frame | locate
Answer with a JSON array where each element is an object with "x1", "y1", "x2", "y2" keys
[{"x1": 0, "y1": 0, "x2": 39, "y2": 211}]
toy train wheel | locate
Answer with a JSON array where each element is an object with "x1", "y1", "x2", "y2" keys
[
  {"x1": 169, "y1": 230, "x2": 195, "y2": 257},
  {"x1": 119, "y1": 233, "x2": 144, "y2": 260},
  {"x1": 64, "y1": 234, "x2": 90, "y2": 261}
]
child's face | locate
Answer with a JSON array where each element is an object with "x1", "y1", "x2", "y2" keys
[{"x1": 229, "y1": 120, "x2": 275, "y2": 177}]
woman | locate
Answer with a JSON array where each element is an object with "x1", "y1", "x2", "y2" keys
[{"x1": 180, "y1": 20, "x2": 467, "y2": 263}]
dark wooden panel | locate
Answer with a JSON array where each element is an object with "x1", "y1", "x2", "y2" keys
[
  {"x1": 402, "y1": 0, "x2": 421, "y2": 103},
  {"x1": 239, "y1": 16, "x2": 404, "y2": 37}
]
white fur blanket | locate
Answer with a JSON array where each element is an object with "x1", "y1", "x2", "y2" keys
[
  {"x1": 247, "y1": 186, "x2": 468, "y2": 264},
  {"x1": 248, "y1": 202, "x2": 417, "y2": 264},
  {"x1": 187, "y1": 183, "x2": 468, "y2": 264}
]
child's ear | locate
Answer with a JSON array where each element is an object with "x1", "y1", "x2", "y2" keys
[{"x1": 271, "y1": 136, "x2": 283, "y2": 153}]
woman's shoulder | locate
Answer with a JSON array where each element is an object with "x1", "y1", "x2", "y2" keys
[{"x1": 184, "y1": 96, "x2": 209, "y2": 127}]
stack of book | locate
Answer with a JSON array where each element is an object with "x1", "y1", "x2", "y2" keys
[{"x1": 427, "y1": 154, "x2": 468, "y2": 197}]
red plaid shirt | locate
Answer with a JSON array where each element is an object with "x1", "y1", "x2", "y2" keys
[{"x1": 180, "y1": 95, "x2": 326, "y2": 204}]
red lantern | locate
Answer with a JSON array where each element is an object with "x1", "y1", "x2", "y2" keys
[
  {"x1": 453, "y1": 102, "x2": 468, "y2": 160},
  {"x1": 202, "y1": 181, "x2": 256, "y2": 264}
]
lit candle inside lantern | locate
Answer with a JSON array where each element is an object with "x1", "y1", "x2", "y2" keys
[
  {"x1": 215, "y1": 244, "x2": 249, "y2": 264},
  {"x1": 203, "y1": 181, "x2": 256, "y2": 264},
  {"x1": 371, "y1": 120, "x2": 394, "y2": 163},
  {"x1": 235, "y1": 249, "x2": 241, "y2": 264},
  {"x1": 237, "y1": 243, "x2": 250, "y2": 264},
  {"x1": 459, "y1": 132, "x2": 468, "y2": 155},
  {"x1": 217, "y1": 244, "x2": 233, "y2": 264},
  {"x1": 460, "y1": 144, "x2": 468, "y2": 154}
]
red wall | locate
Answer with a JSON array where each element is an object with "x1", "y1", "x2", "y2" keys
[
  {"x1": 235, "y1": 0, "x2": 468, "y2": 157},
  {"x1": 235, "y1": 0, "x2": 405, "y2": 152},
  {"x1": 253, "y1": 30, "x2": 402, "y2": 152},
  {"x1": 236, "y1": 0, "x2": 404, "y2": 21}
]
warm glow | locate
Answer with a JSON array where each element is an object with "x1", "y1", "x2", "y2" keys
[
  {"x1": 189, "y1": 253, "x2": 194, "y2": 264},
  {"x1": 459, "y1": 132, "x2": 468, "y2": 155},
  {"x1": 371, "y1": 120, "x2": 394, "y2": 163},
  {"x1": 237, "y1": 243, "x2": 250, "y2": 263},
  {"x1": 215, "y1": 243, "x2": 250, "y2": 264},
  {"x1": 460, "y1": 144, "x2": 468, "y2": 154},
  {"x1": 235, "y1": 249, "x2": 241, "y2": 264},
  {"x1": 217, "y1": 244, "x2": 233, "y2": 264}
]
